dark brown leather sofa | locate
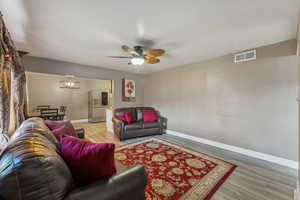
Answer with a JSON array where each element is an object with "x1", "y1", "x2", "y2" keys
[
  {"x1": 112, "y1": 107, "x2": 166, "y2": 140},
  {"x1": 0, "y1": 117, "x2": 147, "y2": 200}
]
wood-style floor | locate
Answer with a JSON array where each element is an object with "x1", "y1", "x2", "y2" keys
[
  {"x1": 73, "y1": 122, "x2": 297, "y2": 200},
  {"x1": 73, "y1": 122, "x2": 123, "y2": 146}
]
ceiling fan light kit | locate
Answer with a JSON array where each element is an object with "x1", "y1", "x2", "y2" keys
[
  {"x1": 109, "y1": 45, "x2": 166, "y2": 66},
  {"x1": 131, "y1": 57, "x2": 145, "y2": 65}
]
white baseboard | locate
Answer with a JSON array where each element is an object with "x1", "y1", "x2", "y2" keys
[
  {"x1": 71, "y1": 119, "x2": 88, "y2": 123},
  {"x1": 167, "y1": 130, "x2": 298, "y2": 169}
]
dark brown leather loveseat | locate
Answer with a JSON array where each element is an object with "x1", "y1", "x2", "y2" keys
[
  {"x1": 112, "y1": 107, "x2": 166, "y2": 140},
  {"x1": 0, "y1": 117, "x2": 147, "y2": 200}
]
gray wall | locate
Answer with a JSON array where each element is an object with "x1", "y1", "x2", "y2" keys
[
  {"x1": 26, "y1": 72, "x2": 111, "y2": 120},
  {"x1": 23, "y1": 56, "x2": 145, "y2": 109},
  {"x1": 144, "y1": 40, "x2": 298, "y2": 161},
  {"x1": 297, "y1": 20, "x2": 300, "y2": 185}
]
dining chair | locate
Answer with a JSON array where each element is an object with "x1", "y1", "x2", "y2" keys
[
  {"x1": 37, "y1": 105, "x2": 50, "y2": 111},
  {"x1": 60, "y1": 106, "x2": 67, "y2": 114},
  {"x1": 41, "y1": 108, "x2": 59, "y2": 120}
]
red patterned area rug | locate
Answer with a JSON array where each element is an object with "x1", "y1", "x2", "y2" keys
[{"x1": 115, "y1": 138, "x2": 236, "y2": 200}]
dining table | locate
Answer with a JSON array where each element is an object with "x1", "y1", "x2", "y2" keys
[{"x1": 27, "y1": 110, "x2": 65, "y2": 120}]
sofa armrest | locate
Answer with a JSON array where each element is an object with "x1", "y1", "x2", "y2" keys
[
  {"x1": 112, "y1": 117, "x2": 124, "y2": 125},
  {"x1": 158, "y1": 116, "x2": 167, "y2": 134},
  {"x1": 112, "y1": 117, "x2": 125, "y2": 140},
  {"x1": 75, "y1": 128, "x2": 85, "y2": 138},
  {"x1": 158, "y1": 116, "x2": 166, "y2": 123},
  {"x1": 65, "y1": 165, "x2": 147, "y2": 200}
]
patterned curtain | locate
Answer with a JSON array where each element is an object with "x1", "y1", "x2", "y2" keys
[{"x1": 0, "y1": 12, "x2": 27, "y2": 150}]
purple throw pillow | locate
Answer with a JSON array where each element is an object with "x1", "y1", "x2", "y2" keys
[
  {"x1": 52, "y1": 125, "x2": 73, "y2": 141},
  {"x1": 45, "y1": 120, "x2": 77, "y2": 139},
  {"x1": 60, "y1": 136, "x2": 116, "y2": 184},
  {"x1": 45, "y1": 120, "x2": 62, "y2": 130}
]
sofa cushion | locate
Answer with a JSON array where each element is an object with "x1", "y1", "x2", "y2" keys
[
  {"x1": 61, "y1": 136, "x2": 116, "y2": 184},
  {"x1": 0, "y1": 119, "x2": 74, "y2": 200},
  {"x1": 143, "y1": 109, "x2": 158, "y2": 122},
  {"x1": 125, "y1": 122, "x2": 143, "y2": 131},
  {"x1": 143, "y1": 121, "x2": 160, "y2": 129}
]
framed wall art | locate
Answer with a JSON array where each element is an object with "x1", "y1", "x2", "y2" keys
[{"x1": 122, "y1": 79, "x2": 136, "y2": 102}]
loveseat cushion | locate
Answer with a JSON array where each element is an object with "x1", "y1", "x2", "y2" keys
[
  {"x1": 143, "y1": 121, "x2": 160, "y2": 129},
  {"x1": 124, "y1": 122, "x2": 143, "y2": 131}
]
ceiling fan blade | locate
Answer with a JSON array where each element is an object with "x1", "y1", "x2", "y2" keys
[
  {"x1": 108, "y1": 56, "x2": 132, "y2": 58},
  {"x1": 121, "y1": 45, "x2": 134, "y2": 55},
  {"x1": 146, "y1": 49, "x2": 165, "y2": 57},
  {"x1": 145, "y1": 57, "x2": 160, "y2": 64}
]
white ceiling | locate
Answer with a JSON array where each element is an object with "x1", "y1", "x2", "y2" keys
[{"x1": 1, "y1": 0, "x2": 299, "y2": 74}]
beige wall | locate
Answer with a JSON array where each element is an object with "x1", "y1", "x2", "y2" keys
[
  {"x1": 26, "y1": 72, "x2": 72, "y2": 114},
  {"x1": 26, "y1": 72, "x2": 111, "y2": 120},
  {"x1": 144, "y1": 39, "x2": 298, "y2": 161},
  {"x1": 23, "y1": 56, "x2": 145, "y2": 109}
]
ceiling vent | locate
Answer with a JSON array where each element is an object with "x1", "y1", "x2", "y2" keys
[{"x1": 234, "y1": 50, "x2": 256, "y2": 63}]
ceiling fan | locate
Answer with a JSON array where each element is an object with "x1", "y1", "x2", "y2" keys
[{"x1": 109, "y1": 45, "x2": 165, "y2": 65}]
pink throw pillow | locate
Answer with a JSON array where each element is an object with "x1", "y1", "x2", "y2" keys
[
  {"x1": 116, "y1": 112, "x2": 134, "y2": 124},
  {"x1": 116, "y1": 114, "x2": 126, "y2": 122},
  {"x1": 143, "y1": 109, "x2": 158, "y2": 122},
  {"x1": 60, "y1": 136, "x2": 116, "y2": 184},
  {"x1": 124, "y1": 112, "x2": 134, "y2": 124}
]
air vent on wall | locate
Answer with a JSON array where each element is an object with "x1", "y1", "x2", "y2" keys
[{"x1": 234, "y1": 49, "x2": 256, "y2": 63}]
